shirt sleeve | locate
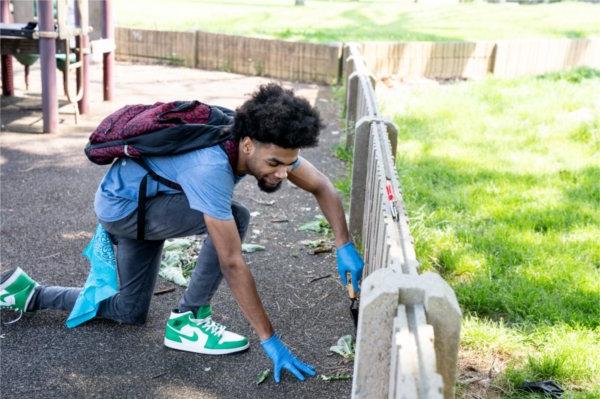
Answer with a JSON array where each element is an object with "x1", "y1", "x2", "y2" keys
[
  {"x1": 290, "y1": 156, "x2": 303, "y2": 171},
  {"x1": 176, "y1": 155, "x2": 235, "y2": 220}
]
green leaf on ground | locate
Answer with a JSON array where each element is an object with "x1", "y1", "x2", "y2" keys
[
  {"x1": 330, "y1": 335, "x2": 354, "y2": 360},
  {"x1": 163, "y1": 238, "x2": 195, "y2": 251},
  {"x1": 319, "y1": 373, "x2": 352, "y2": 381},
  {"x1": 242, "y1": 243, "x2": 266, "y2": 253},
  {"x1": 159, "y1": 237, "x2": 199, "y2": 286},
  {"x1": 256, "y1": 369, "x2": 270, "y2": 385},
  {"x1": 299, "y1": 219, "x2": 322, "y2": 232},
  {"x1": 300, "y1": 239, "x2": 327, "y2": 248},
  {"x1": 299, "y1": 215, "x2": 331, "y2": 236}
]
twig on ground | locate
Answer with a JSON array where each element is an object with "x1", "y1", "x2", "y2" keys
[
  {"x1": 249, "y1": 198, "x2": 275, "y2": 206},
  {"x1": 309, "y1": 274, "x2": 332, "y2": 283},
  {"x1": 490, "y1": 383, "x2": 509, "y2": 395},
  {"x1": 153, "y1": 287, "x2": 176, "y2": 296},
  {"x1": 284, "y1": 283, "x2": 298, "y2": 291},
  {"x1": 292, "y1": 291, "x2": 307, "y2": 304},
  {"x1": 458, "y1": 376, "x2": 485, "y2": 385},
  {"x1": 287, "y1": 298, "x2": 301, "y2": 309},
  {"x1": 308, "y1": 290, "x2": 334, "y2": 308},
  {"x1": 488, "y1": 357, "x2": 498, "y2": 378},
  {"x1": 38, "y1": 252, "x2": 60, "y2": 260},
  {"x1": 310, "y1": 246, "x2": 332, "y2": 255}
]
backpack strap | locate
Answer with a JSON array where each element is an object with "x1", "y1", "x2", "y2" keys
[
  {"x1": 133, "y1": 158, "x2": 182, "y2": 191},
  {"x1": 220, "y1": 138, "x2": 239, "y2": 173},
  {"x1": 132, "y1": 158, "x2": 182, "y2": 241},
  {"x1": 137, "y1": 174, "x2": 149, "y2": 241},
  {"x1": 131, "y1": 139, "x2": 238, "y2": 241}
]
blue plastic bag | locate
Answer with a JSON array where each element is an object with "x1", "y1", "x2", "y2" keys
[{"x1": 65, "y1": 224, "x2": 119, "y2": 328}]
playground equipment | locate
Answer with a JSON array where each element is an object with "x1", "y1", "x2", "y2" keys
[{"x1": 0, "y1": 0, "x2": 114, "y2": 133}]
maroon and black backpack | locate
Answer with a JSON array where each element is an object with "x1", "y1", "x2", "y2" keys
[{"x1": 85, "y1": 100, "x2": 239, "y2": 240}]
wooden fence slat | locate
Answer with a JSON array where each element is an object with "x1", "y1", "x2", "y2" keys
[{"x1": 115, "y1": 29, "x2": 600, "y2": 82}]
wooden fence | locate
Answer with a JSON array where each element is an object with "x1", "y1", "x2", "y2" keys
[
  {"x1": 115, "y1": 27, "x2": 600, "y2": 83},
  {"x1": 492, "y1": 38, "x2": 600, "y2": 78},
  {"x1": 115, "y1": 28, "x2": 341, "y2": 84},
  {"x1": 354, "y1": 41, "x2": 497, "y2": 80},
  {"x1": 358, "y1": 38, "x2": 600, "y2": 80}
]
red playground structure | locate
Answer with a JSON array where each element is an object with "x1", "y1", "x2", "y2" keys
[{"x1": 1, "y1": 0, "x2": 115, "y2": 133}]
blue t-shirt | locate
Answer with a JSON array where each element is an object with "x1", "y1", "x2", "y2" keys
[
  {"x1": 95, "y1": 146, "x2": 243, "y2": 222},
  {"x1": 94, "y1": 145, "x2": 301, "y2": 222}
]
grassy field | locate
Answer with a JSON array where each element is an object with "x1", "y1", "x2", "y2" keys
[
  {"x1": 115, "y1": 0, "x2": 600, "y2": 43},
  {"x1": 377, "y1": 68, "x2": 600, "y2": 397}
]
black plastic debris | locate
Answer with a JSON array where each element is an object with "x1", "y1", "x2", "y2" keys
[
  {"x1": 520, "y1": 380, "x2": 564, "y2": 398},
  {"x1": 346, "y1": 274, "x2": 359, "y2": 328},
  {"x1": 350, "y1": 297, "x2": 359, "y2": 328}
]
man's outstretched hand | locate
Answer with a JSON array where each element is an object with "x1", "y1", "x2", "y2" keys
[
  {"x1": 261, "y1": 334, "x2": 316, "y2": 383},
  {"x1": 336, "y1": 242, "x2": 364, "y2": 293}
]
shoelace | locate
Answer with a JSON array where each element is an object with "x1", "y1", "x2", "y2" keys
[
  {"x1": 2, "y1": 308, "x2": 23, "y2": 325},
  {"x1": 196, "y1": 317, "x2": 226, "y2": 337}
]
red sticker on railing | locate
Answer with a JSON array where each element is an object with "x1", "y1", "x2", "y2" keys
[{"x1": 386, "y1": 180, "x2": 395, "y2": 201}]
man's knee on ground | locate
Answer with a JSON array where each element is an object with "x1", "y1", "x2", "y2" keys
[
  {"x1": 109, "y1": 297, "x2": 151, "y2": 325},
  {"x1": 116, "y1": 308, "x2": 149, "y2": 325}
]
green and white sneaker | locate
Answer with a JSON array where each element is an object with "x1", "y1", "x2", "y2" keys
[
  {"x1": 164, "y1": 306, "x2": 249, "y2": 355},
  {"x1": 0, "y1": 267, "x2": 38, "y2": 323}
]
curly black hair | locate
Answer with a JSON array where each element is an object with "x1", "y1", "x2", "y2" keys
[{"x1": 232, "y1": 83, "x2": 323, "y2": 149}]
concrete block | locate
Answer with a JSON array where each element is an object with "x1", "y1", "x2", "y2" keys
[
  {"x1": 412, "y1": 304, "x2": 444, "y2": 398},
  {"x1": 418, "y1": 273, "x2": 461, "y2": 399},
  {"x1": 352, "y1": 267, "x2": 404, "y2": 399},
  {"x1": 389, "y1": 304, "x2": 419, "y2": 399},
  {"x1": 352, "y1": 269, "x2": 461, "y2": 399},
  {"x1": 349, "y1": 116, "x2": 377, "y2": 240},
  {"x1": 345, "y1": 71, "x2": 360, "y2": 149},
  {"x1": 394, "y1": 272, "x2": 461, "y2": 399}
]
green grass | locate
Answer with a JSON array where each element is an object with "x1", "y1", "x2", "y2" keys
[
  {"x1": 378, "y1": 67, "x2": 600, "y2": 397},
  {"x1": 330, "y1": 84, "x2": 353, "y2": 207},
  {"x1": 115, "y1": 0, "x2": 600, "y2": 43}
]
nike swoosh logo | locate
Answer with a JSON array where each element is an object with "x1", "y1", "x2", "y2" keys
[
  {"x1": 0, "y1": 294, "x2": 16, "y2": 306},
  {"x1": 167, "y1": 324, "x2": 200, "y2": 342},
  {"x1": 178, "y1": 331, "x2": 199, "y2": 342}
]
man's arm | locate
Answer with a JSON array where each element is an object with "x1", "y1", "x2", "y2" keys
[
  {"x1": 203, "y1": 215, "x2": 273, "y2": 340},
  {"x1": 288, "y1": 157, "x2": 364, "y2": 293},
  {"x1": 204, "y1": 214, "x2": 317, "y2": 383},
  {"x1": 288, "y1": 158, "x2": 350, "y2": 246}
]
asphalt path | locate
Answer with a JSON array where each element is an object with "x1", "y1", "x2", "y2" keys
[{"x1": 0, "y1": 63, "x2": 354, "y2": 398}]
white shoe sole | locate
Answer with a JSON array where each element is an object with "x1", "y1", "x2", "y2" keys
[{"x1": 164, "y1": 338, "x2": 249, "y2": 355}]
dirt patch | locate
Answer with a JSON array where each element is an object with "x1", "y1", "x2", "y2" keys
[{"x1": 457, "y1": 348, "x2": 509, "y2": 399}]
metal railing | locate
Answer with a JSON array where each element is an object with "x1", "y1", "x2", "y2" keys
[{"x1": 344, "y1": 43, "x2": 462, "y2": 399}]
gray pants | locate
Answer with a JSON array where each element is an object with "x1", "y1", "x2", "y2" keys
[{"x1": 29, "y1": 193, "x2": 250, "y2": 325}]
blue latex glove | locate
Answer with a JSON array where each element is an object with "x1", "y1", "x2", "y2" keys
[
  {"x1": 336, "y1": 242, "x2": 364, "y2": 293},
  {"x1": 261, "y1": 334, "x2": 316, "y2": 383}
]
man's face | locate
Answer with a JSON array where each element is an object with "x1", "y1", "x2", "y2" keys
[{"x1": 243, "y1": 139, "x2": 299, "y2": 193}]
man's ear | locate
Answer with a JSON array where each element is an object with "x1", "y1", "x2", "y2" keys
[{"x1": 241, "y1": 137, "x2": 255, "y2": 155}]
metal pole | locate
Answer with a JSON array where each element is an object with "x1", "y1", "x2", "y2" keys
[
  {"x1": 38, "y1": 0, "x2": 58, "y2": 133},
  {"x1": 75, "y1": 0, "x2": 89, "y2": 114},
  {"x1": 102, "y1": 0, "x2": 114, "y2": 101},
  {"x1": 1, "y1": 0, "x2": 14, "y2": 96}
]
